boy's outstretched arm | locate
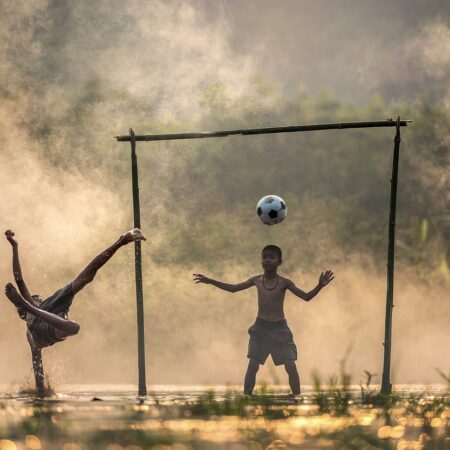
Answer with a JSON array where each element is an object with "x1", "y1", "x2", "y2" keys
[
  {"x1": 193, "y1": 274, "x2": 254, "y2": 293},
  {"x1": 5, "y1": 230, "x2": 32, "y2": 302},
  {"x1": 287, "y1": 270, "x2": 334, "y2": 301}
]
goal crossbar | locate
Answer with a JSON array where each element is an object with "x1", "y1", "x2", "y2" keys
[{"x1": 116, "y1": 119, "x2": 411, "y2": 142}]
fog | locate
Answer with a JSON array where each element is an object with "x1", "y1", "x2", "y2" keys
[
  {"x1": 218, "y1": 0, "x2": 450, "y2": 103},
  {"x1": 0, "y1": 0, "x2": 448, "y2": 391}
]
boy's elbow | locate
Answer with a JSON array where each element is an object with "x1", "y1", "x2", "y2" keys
[{"x1": 231, "y1": 284, "x2": 245, "y2": 293}]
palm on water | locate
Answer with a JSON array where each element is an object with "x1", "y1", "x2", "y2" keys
[{"x1": 319, "y1": 270, "x2": 334, "y2": 287}]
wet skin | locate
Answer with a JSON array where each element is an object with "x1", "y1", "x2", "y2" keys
[
  {"x1": 193, "y1": 249, "x2": 334, "y2": 321},
  {"x1": 4, "y1": 228, "x2": 147, "y2": 349},
  {"x1": 193, "y1": 248, "x2": 334, "y2": 395}
]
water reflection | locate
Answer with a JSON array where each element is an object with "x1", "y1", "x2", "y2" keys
[{"x1": 0, "y1": 385, "x2": 448, "y2": 449}]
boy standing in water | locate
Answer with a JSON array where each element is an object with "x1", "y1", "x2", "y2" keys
[
  {"x1": 193, "y1": 245, "x2": 334, "y2": 395},
  {"x1": 4, "y1": 228, "x2": 146, "y2": 396}
]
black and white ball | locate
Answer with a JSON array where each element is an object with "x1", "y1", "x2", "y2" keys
[{"x1": 256, "y1": 195, "x2": 287, "y2": 225}]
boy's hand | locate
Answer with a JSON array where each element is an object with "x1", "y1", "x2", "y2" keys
[
  {"x1": 319, "y1": 270, "x2": 334, "y2": 287},
  {"x1": 5, "y1": 230, "x2": 17, "y2": 247},
  {"x1": 193, "y1": 273, "x2": 211, "y2": 284}
]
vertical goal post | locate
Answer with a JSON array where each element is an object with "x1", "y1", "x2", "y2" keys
[{"x1": 116, "y1": 118, "x2": 411, "y2": 396}]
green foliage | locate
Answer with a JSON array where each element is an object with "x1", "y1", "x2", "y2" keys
[
  {"x1": 182, "y1": 386, "x2": 297, "y2": 420},
  {"x1": 143, "y1": 84, "x2": 448, "y2": 282},
  {"x1": 312, "y1": 370, "x2": 352, "y2": 416}
]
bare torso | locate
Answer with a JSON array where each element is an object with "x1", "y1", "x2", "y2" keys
[{"x1": 252, "y1": 274, "x2": 290, "y2": 321}]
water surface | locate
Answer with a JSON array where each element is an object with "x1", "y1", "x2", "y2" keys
[{"x1": 0, "y1": 384, "x2": 448, "y2": 449}]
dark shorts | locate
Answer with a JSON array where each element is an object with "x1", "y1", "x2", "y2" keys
[
  {"x1": 29, "y1": 283, "x2": 74, "y2": 348},
  {"x1": 247, "y1": 318, "x2": 297, "y2": 366}
]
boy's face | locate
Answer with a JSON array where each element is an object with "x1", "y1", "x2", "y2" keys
[{"x1": 261, "y1": 249, "x2": 282, "y2": 271}]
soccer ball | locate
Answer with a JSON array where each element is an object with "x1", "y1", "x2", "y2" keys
[{"x1": 256, "y1": 195, "x2": 287, "y2": 225}]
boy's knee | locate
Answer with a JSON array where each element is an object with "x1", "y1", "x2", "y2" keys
[
  {"x1": 72, "y1": 273, "x2": 94, "y2": 293},
  {"x1": 55, "y1": 322, "x2": 80, "y2": 340},
  {"x1": 70, "y1": 322, "x2": 80, "y2": 336},
  {"x1": 83, "y1": 273, "x2": 95, "y2": 285}
]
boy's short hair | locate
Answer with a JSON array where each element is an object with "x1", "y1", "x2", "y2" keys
[{"x1": 261, "y1": 245, "x2": 282, "y2": 260}]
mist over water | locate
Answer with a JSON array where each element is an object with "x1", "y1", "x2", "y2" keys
[{"x1": 0, "y1": 1, "x2": 448, "y2": 391}]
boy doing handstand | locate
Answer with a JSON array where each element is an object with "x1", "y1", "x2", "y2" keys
[
  {"x1": 193, "y1": 245, "x2": 334, "y2": 395},
  {"x1": 4, "y1": 228, "x2": 145, "y2": 395}
]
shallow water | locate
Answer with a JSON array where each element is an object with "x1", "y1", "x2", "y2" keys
[{"x1": 0, "y1": 385, "x2": 448, "y2": 450}]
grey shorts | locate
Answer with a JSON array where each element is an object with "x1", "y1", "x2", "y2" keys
[
  {"x1": 29, "y1": 283, "x2": 75, "y2": 348},
  {"x1": 247, "y1": 318, "x2": 297, "y2": 366},
  {"x1": 40, "y1": 283, "x2": 74, "y2": 315}
]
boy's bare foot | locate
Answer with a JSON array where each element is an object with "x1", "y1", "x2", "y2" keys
[
  {"x1": 5, "y1": 283, "x2": 29, "y2": 309},
  {"x1": 121, "y1": 228, "x2": 146, "y2": 244}
]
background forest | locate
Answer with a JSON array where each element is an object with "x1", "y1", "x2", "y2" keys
[{"x1": 0, "y1": 1, "x2": 448, "y2": 387}]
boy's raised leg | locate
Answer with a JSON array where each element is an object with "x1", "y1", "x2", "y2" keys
[
  {"x1": 284, "y1": 361, "x2": 300, "y2": 395},
  {"x1": 71, "y1": 228, "x2": 146, "y2": 295},
  {"x1": 244, "y1": 358, "x2": 260, "y2": 395}
]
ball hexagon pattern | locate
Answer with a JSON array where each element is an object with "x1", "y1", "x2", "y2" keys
[{"x1": 256, "y1": 195, "x2": 287, "y2": 225}]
